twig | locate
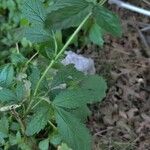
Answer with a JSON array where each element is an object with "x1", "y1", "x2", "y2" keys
[{"x1": 133, "y1": 17, "x2": 150, "y2": 57}]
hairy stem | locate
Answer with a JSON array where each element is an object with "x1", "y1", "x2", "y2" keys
[{"x1": 25, "y1": 13, "x2": 92, "y2": 114}]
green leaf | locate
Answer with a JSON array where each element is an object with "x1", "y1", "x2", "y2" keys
[
  {"x1": 51, "y1": 65, "x2": 84, "y2": 88},
  {"x1": 22, "y1": 0, "x2": 47, "y2": 25},
  {"x1": 0, "y1": 116, "x2": 9, "y2": 139},
  {"x1": 10, "y1": 53, "x2": 27, "y2": 66},
  {"x1": 15, "y1": 82, "x2": 26, "y2": 101},
  {"x1": 29, "y1": 66, "x2": 40, "y2": 92},
  {"x1": 26, "y1": 102, "x2": 52, "y2": 136},
  {"x1": 0, "y1": 88, "x2": 16, "y2": 102},
  {"x1": 58, "y1": 143, "x2": 72, "y2": 150},
  {"x1": 50, "y1": 132, "x2": 62, "y2": 146},
  {"x1": 23, "y1": 26, "x2": 51, "y2": 43},
  {"x1": 45, "y1": 0, "x2": 93, "y2": 30},
  {"x1": 93, "y1": 5, "x2": 122, "y2": 37},
  {"x1": 39, "y1": 139, "x2": 49, "y2": 150},
  {"x1": 80, "y1": 75, "x2": 107, "y2": 101},
  {"x1": 55, "y1": 108, "x2": 91, "y2": 150},
  {"x1": 89, "y1": 23, "x2": 104, "y2": 46},
  {"x1": 0, "y1": 64, "x2": 14, "y2": 87},
  {"x1": 72, "y1": 105, "x2": 91, "y2": 122},
  {"x1": 52, "y1": 75, "x2": 107, "y2": 109}
]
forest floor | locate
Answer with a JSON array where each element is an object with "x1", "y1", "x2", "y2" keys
[{"x1": 83, "y1": 1, "x2": 150, "y2": 150}]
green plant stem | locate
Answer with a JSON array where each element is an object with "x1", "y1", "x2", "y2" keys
[
  {"x1": 99, "y1": 0, "x2": 107, "y2": 5},
  {"x1": 25, "y1": 13, "x2": 92, "y2": 114},
  {"x1": 48, "y1": 121, "x2": 57, "y2": 131},
  {"x1": 25, "y1": 51, "x2": 39, "y2": 66}
]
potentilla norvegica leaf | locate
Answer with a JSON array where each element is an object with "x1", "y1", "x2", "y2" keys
[
  {"x1": 22, "y1": 0, "x2": 47, "y2": 25},
  {"x1": 22, "y1": 0, "x2": 52, "y2": 43},
  {"x1": 39, "y1": 138, "x2": 49, "y2": 150},
  {"x1": 72, "y1": 105, "x2": 91, "y2": 122},
  {"x1": 10, "y1": 53, "x2": 27, "y2": 66},
  {"x1": 51, "y1": 65, "x2": 84, "y2": 88},
  {"x1": 23, "y1": 25, "x2": 51, "y2": 43},
  {"x1": 89, "y1": 23, "x2": 104, "y2": 46},
  {"x1": 55, "y1": 108, "x2": 91, "y2": 150},
  {"x1": 26, "y1": 102, "x2": 53, "y2": 136},
  {"x1": 45, "y1": 0, "x2": 93, "y2": 30},
  {"x1": 0, "y1": 64, "x2": 14, "y2": 87},
  {"x1": 0, "y1": 116, "x2": 9, "y2": 138},
  {"x1": 15, "y1": 82, "x2": 26, "y2": 101},
  {"x1": 93, "y1": 5, "x2": 122, "y2": 37},
  {"x1": 52, "y1": 75, "x2": 107, "y2": 109},
  {"x1": 0, "y1": 88, "x2": 16, "y2": 102}
]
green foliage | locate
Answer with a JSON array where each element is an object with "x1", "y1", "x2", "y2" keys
[
  {"x1": 0, "y1": 88, "x2": 16, "y2": 102},
  {"x1": 55, "y1": 108, "x2": 91, "y2": 150},
  {"x1": 92, "y1": 5, "x2": 122, "y2": 37},
  {"x1": 0, "y1": 0, "x2": 122, "y2": 149},
  {"x1": 52, "y1": 75, "x2": 106, "y2": 109},
  {"x1": 26, "y1": 102, "x2": 53, "y2": 136},
  {"x1": 39, "y1": 138, "x2": 49, "y2": 150},
  {"x1": 0, "y1": 116, "x2": 9, "y2": 141},
  {"x1": 45, "y1": 0, "x2": 93, "y2": 30},
  {"x1": 89, "y1": 23, "x2": 104, "y2": 46},
  {"x1": 0, "y1": 64, "x2": 14, "y2": 87}
]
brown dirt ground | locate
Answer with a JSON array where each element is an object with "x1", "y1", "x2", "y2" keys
[{"x1": 83, "y1": 1, "x2": 150, "y2": 150}]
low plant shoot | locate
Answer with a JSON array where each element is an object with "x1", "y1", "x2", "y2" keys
[{"x1": 0, "y1": 0, "x2": 122, "y2": 149}]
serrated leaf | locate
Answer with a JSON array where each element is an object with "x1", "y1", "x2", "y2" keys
[
  {"x1": 80, "y1": 75, "x2": 107, "y2": 101},
  {"x1": 45, "y1": 0, "x2": 93, "y2": 30},
  {"x1": 89, "y1": 23, "x2": 104, "y2": 46},
  {"x1": 23, "y1": 26, "x2": 51, "y2": 43},
  {"x1": 55, "y1": 108, "x2": 91, "y2": 150},
  {"x1": 0, "y1": 116, "x2": 9, "y2": 139},
  {"x1": 0, "y1": 88, "x2": 16, "y2": 102},
  {"x1": 22, "y1": 0, "x2": 47, "y2": 25},
  {"x1": 15, "y1": 82, "x2": 25, "y2": 101},
  {"x1": 58, "y1": 143, "x2": 72, "y2": 150},
  {"x1": 52, "y1": 75, "x2": 107, "y2": 109},
  {"x1": 39, "y1": 139, "x2": 49, "y2": 150},
  {"x1": 0, "y1": 64, "x2": 14, "y2": 87},
  {"x1": 50, "y1": 132, "x2": 62, "y2": 146},
  {"x1": 72, "y1": 105, "x2": 91, "y2": 122},
  {"x1": 51, "y1": 65, "x2": 84, "y2": 88},
  {"x1": 10, "y1": 53, "x2": 27, "y2": 66},
  {"x1": 26, "y1": 102, "x2": 52, "y2": 136},
  {"x1": 29, "y1": 66, "x2": 40, "y2": 92},
  {"x1": 93, "y1": 5, "x2": 122, "y2": 37}
]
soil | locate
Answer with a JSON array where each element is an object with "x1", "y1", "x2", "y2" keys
[{"x1": 83, "y1": 1, "x2": 150, "y2": 150}]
